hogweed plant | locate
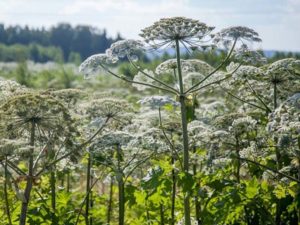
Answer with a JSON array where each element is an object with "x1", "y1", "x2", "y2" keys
[
  {"x1": 80, "y1": 16, "x2": 263, "y2": 225},
  {"x1": 0, "y1": 92, "x2": 83, "y2": 225},
  {"x1": 0, "y1": 85, "x2": 111, "y2": 225}
]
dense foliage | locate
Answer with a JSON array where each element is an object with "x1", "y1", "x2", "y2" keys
[
  {"x1": 0, "y1": 23, "x2": 122, "y2": 62},
  {"x1": 0, "y1": 17, "x2": 300, "y2": 225}
]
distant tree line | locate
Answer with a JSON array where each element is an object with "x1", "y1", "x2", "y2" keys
[
  {"x1": 0, "y1": 23, "x2": 122, "y2": 62},
  {"x1": 0, "y1": 23, "x2": 299, "y2": 63}
]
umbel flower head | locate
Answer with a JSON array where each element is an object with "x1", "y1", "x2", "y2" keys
[
  {"x1": 79, "y1": 54, "x2": 115, "y2": 78},
  {"x1": 156, "y1": 59, "x2": 214, "y2": 75},
  {"x1": 213, "y1": 26, "x2": 261, "y2": 48},
  {"x1": 0, "y1": 80, "x2": 28, "y2": 104},
  {"x1": 106, "y1": 39, "x2": 145, "y2": 61},
  {"x1": 79, "y1": 40, "x2": 145, "y2": 78},
  {"x1": 0, "y1": 93, "x2": 76, "y2": 139},
  {"x1": 140, "y1": 17, "x2": 214, "y2": 49},
  {"x1": 233, "y1": 45, "x2": 266, "y2": 65}
]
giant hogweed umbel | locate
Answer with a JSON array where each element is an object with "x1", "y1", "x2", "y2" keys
[
  {"x1": 79, "y1": 16, "x2": 262, "y2": 225},
  {"x1": 0, "y1": 92, "x2": 80, "y2": 225}
]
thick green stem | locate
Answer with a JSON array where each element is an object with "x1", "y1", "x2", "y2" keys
[
  {"x1": 67, "y1": 171, "x2": 70, "y2": 192},
  {"x1": 235, "y1": 136, "x2": 241, "y2": 183},
  {"x1": 85, "y1": 153, "x2": 92, "y2": 225},
  {"x1": 118, "y1": 178, "x2": 125, "y2": 225},
  {"x1": 192, "y1": 147, "x2": 201, "y2": 225},
  {"x1": 116, "y1": 144, "x2": 125, "y2": 225},
  {"x1": 90, "y1": 173, "x2": 94, "y2": 225},
  {"x1": 19, "y1": 122, "x2": 35, "y2": 225},
  {"x1": 107, "y1": 178, "x2": 114, "y2": 224},
  {"x1": 50, "y1": 169, "x2": 57, "y2": 225},
  {"x1": 175, "y1": 39, "x2": 191, "y2": 225},
  {"x1": 274, "y1": 135, "x2": 282, "y2": 224},
  {"x1": 171, "y1": 156, "x2": 176, "y2": 225},
  {"x1": 145, "y1": 196, "x2": 150, "y2": 224},
  {"x1": 60, "y1": 173, "x2": 64, "y2": 187},
  {"x1": 4, "y1": 156, "x2": 13, "y2": 225}
]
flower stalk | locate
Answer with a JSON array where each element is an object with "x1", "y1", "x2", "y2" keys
[
  {"x1": 19, "y1": 121, "x2": 35, "y2": 225},
  {"x1": 175, "y1": 38, "x2": 191, "y2": 225},
  {"x1": 4, "y1": 156, "x2": 13, "y2": 225}
]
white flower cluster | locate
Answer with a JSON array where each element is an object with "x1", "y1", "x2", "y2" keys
[
  {"x1": 267, "y1": 94, "x2": 300, "y2": 136},
  {"x1": 239, "y1": 141, "x2": 258, "y2": 159},
  {"x1": 155, "y1": 59, "x2": 214, "y2": 75},
  {"x1": 195, "y1": 100, "x2": 228, "y2": 120},
  {"x1": 0, "y1": 80, "x2": 28, "y2": 103},
  {"x1": 79, "y1": 40, "x2": 145, "y2": 78},
  {"x1": 266, "y1": 58, "x2": 300, "y2": 75},
  {"x1": 127, "y1": 128, "x2": 168, "y2": 153},
  {"x1": 106, "y1": 39, "x2": 145, "y2": 61},
  {"x1": 155, "y1": 59, "x2": 178, "y2": 74},
  {"x1": 234, "y1": 45, "x2": 266, "y2": 65},
  {"x1": 140, "y1": 17, "x2": 214, "y2": 46},
  {"x1": 182, "y1": 59, "x2": 214, "y2": 74},
  {"x1": 212, "y1": 157, "x2": 232, "y2": 168},
  {"x1": 188, "y1": 120, "x2": 210, "y2": 135},
  {"x1": 213, "y1": 26, "x2": 261, "y2": 48},
  {"x1": 230, "y1": 116, "x2": 257, "y2": 135},
  {"x1": 92, "y1": 131, "x2": 133, "y2": 151},
  {"x1": 79, "y1": 54, "x2": 115, "y2": 78},
  {"x1": 132, "y1": 69, "x2": 155, "y2": 91},
  {"x1": 85, "y1": 98, "x2": 132, "y2": 120},
  {"x1": 229, "y1": 64, "x2": 263, "y2": 81}
]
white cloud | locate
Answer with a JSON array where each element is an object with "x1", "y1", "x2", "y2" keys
[{"x1": 61, "y1": 0, "x2": 191, "y2": 15}]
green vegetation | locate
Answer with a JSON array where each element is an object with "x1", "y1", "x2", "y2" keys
[
  {"x1": 0, "y1": 23, "x2": 122, "y2": 62},
  {"x1": 0, "y1": 17, "x2": 300, "y2": 225}
]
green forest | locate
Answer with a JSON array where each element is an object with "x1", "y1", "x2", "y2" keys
[
  {"x1": 0, "y1": 16, "x2": 300, "y2": 225},
  {"x1": 0, "y1": 23, "x2": 122, "y2": 63}
]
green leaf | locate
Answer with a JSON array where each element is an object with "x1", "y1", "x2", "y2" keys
[
  {"x1": 273, "y1": 184, "x2": 286, "y2": 199},
  {"x1": 245, "y1": 179, "x2": 259, "y2": 199},
  {"x1": 178, "y1": 172, "x2": 195, "y2": 193},
  {"x1": 141, "y1": 166, "x2": 164, "y2": 190}
]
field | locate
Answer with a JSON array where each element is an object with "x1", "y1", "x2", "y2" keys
[{"x1": 0, "y1": 17, "x2": 300, "y2": 225}]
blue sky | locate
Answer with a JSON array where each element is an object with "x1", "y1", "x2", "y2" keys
[{"x1": 0, "y1": 0, "x2": 299, "y2": 51}]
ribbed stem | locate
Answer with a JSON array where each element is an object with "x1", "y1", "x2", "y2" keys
[
  {"x1": 67, "y1": 171, "x2": 70, "y2": 192},
  {"x1": 192, "y1": 147, "x2": 201, "y2": 225},
  {"x1": 50, "y1": 169, "x2": 57, "y2": 224},
  {"x1": 171, "y1": 156, "x2": 176, "y2": 225},
  {"x1": 19, "y1": 122, "x2": 35, "y2": 225},
  {"x1": 85, "y1": 153, "x2": 92, "y2": 225},
  {"x1": 175, "y1": 39, "x2": 191, "y2": 225},
  {"x1": 107, "y1": 179, "x2": 113, "y2": 224},
  {"x1": 4, "y1": 156, "x2": 12, "y2": 225},
  {"x1": 117, "y1": 145, "x2": 125, "y2": 225},
  {"x1": 235, "y1": 136, "x2": 240, "y2": 183}
]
